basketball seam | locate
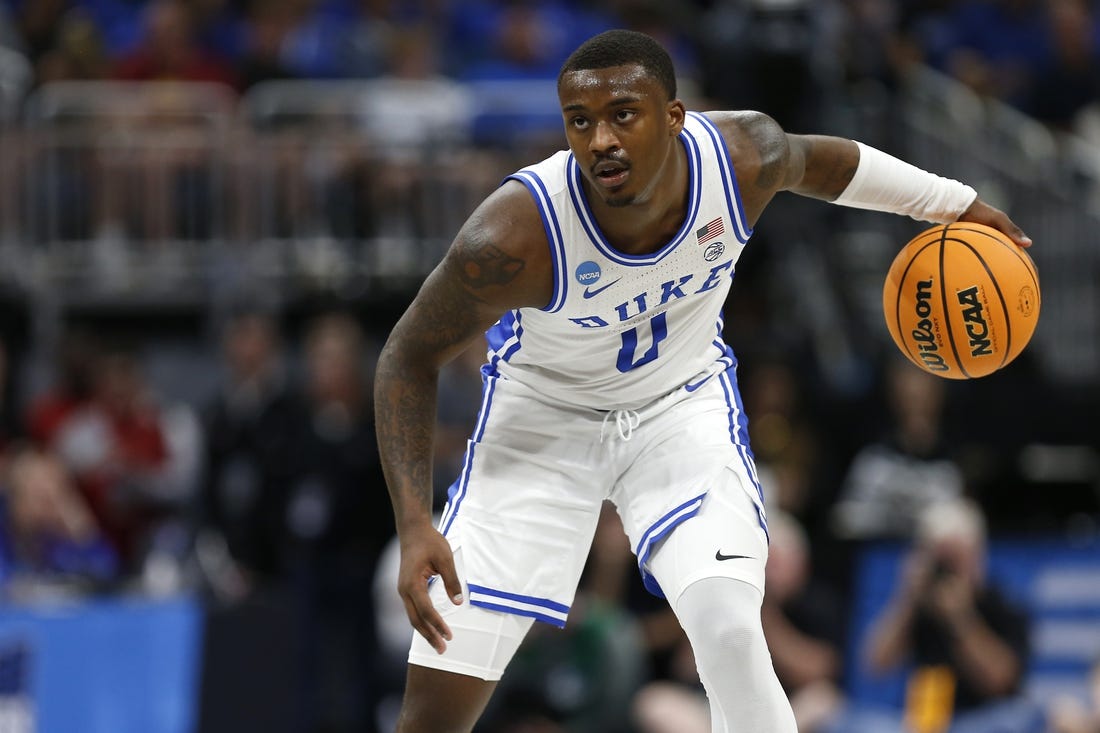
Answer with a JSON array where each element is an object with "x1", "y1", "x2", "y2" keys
[
  {"x1": 952, "y1": 238, "x2": 1012, "y2": 370},
  {"x1": 893, "y1": 234, "x2": 942, "y2": 371},
  {"x1": 948, "y1": 224, "x2": 1041, "y2": 297},
  {"x1": 949, "y1": 224, "x2": 1039, "y2": 366}
]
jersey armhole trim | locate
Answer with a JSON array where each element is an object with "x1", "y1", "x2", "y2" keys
[
  {"x1": 502, "y1": 172, "x2": 567, "y2": 312},
  {"x1": 689, "y1": 112, "x2": 753, "y2": 244}
]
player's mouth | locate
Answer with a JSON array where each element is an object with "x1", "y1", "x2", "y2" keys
[{"x1": 592, "y1": 160, "x2": 630, "y2": 188}]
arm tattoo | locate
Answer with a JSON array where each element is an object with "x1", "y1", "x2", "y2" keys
[
  {"x1": 374, "y1": 353, "x2": 437, "y2": 518},
  {"x1": 456, "y1": 241, "x2": 525, "y2": 290}
]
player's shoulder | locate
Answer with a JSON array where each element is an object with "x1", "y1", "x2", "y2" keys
[
  {"x1": 697, "y1": 109, "x2": 791, "y2": 199},
  {"x1": 699, "y1": 111, "x2": 788, "y2": 165},
  {"x1": 442, "y1": 174, "x2": 554, "y2": 307}
]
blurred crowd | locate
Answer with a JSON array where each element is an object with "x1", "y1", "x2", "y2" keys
[
  {"x1": 0, "y1": 305, "x2": 1089, "y2": 733},
  {"x1": 0, "y1": 0, "x2": 1097, "y2": 137},
  {"x1": 0, "y1": 1, "x2": 1097, "y2": 733}
]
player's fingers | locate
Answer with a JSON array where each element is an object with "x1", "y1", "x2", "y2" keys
[
  {"x1": 403, "y1": 587, "x2": 452, "y2": 654},
  {"x1": 997, "y1": 216, "x2": 1032, "y2": 248},
  {"x1": 436, "y1": 551, "x2": 465, "y2": 606},
  {"x1": 964, "y1": 201, "x2": 1032, "y2": 247}
]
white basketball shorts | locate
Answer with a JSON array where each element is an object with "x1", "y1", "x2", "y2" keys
[{"x1": 409, "y1": 360, "x2": 769, "y2": 678}]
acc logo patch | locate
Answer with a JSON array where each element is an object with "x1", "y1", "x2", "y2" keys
[
  {"x1": 575, "y1": 260, "x2": 602, "y2": 285},
  {"x1": 703, "y1": 242, "x2": 725, "y2": 262}
]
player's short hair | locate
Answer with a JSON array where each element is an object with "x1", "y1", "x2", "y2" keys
[{"x1": 558, "y1": 29, "x2": 677, "y2": 101}]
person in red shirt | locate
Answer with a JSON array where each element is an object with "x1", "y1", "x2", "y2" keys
[{"x1": 112, "y1": 0, "x2": 237, "y2": 89}]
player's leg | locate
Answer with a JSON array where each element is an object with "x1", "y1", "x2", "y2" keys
[
  {"x1": 397, "y1": 546, "x2": 536, "y2": 733},
  {"x1": 395, "y1": 666, "x2": 497, "y2": 733},
  {"x1": 394, "y1": 374, "x2": 606, "y2": 732},
  {"x1": 645, "y1": 471, "x2": 797, "y2": 733},
  {"x1": 674, "y1": 577, "x2": 795, "y2": 732}
]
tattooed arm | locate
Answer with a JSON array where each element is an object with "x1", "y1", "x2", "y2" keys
[
  {"x1": 708, "y1": 110, "x2": 1024, "y2": 240},
  {"x1": 374, "y1": 180, "x2": 552, "y2": 653},
  {"x1": 706, "y1": 110, "x2": 860, "y2": 226}
]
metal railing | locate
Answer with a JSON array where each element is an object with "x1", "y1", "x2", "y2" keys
[
  {"x1": 0, "y1": 73, "x2": 1096, "y2": 385},
  {"x1": 898, "y1": 67, "x2": 1100, "y2": 384}
]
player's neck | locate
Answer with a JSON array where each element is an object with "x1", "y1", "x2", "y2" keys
[{"x1": 589, "y1": 141, "x2": 689, "y2": 256}]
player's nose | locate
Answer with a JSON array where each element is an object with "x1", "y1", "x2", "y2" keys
[{"x1": 589, "y1": 120, "x2": 620, "y2": 154}]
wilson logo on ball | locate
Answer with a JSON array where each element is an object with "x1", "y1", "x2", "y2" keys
[
  {"x1": 956, "y1": 286, "x2": 993, "y2": 357},
  {"x1": 911, "y1": 278, "x2": 948, "y2": 373}
]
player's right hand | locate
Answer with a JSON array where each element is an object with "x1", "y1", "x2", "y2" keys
[
  {"x1": 958, "y1": 198, "x2": 1032, "y2": 248},
  {"x1": 396, "y1": 522, "x2": 464, "y2": 654}
]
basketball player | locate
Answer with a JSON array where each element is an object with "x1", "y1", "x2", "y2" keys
[{"x1": 374, "y1": 29, "x2": 1031, "y2": 733}]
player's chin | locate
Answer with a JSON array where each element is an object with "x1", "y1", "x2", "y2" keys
[{"x1": 602, "y1": 190, "x2": 636, "y2": 208}]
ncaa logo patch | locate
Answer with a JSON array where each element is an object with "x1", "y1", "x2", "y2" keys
[
  {"x1": 703, "y1": 242, "x2": 725, "y2": 262},
  {"x1": 575, "y1": 260, "x2": 602, "y2": 285}
]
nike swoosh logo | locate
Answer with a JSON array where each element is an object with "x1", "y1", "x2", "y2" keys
[
  {"x1": 582, "y1": 278, "x2": 621, "y2": 299},
  {"x1": 715, "y1": 550, "x2": 754, "y2": 561}
]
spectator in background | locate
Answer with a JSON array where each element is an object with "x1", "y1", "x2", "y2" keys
[
  {"x1": 32, "y1": 8, "x2": 109, "y2": 85},
  {"x1": 1048, "y1": 657, "x2": 1100, "y2": 733},
  {"x1": 761, "y1": 511, "x2": 847, "y2": 733},
  {"x1": 858, "y1": 498, "x2": 1041, "y2": 733},
  {"x1": 831, "y1": 359, "x2": 965, "y2": 541},
  {"x1": 49, "y1": 343, "x2": 202, "y2": 577},
  {"x1": 236, "y1": 0, "x2": 302, "y2": 90},
  {"x1": 26, "y1": 329, "x2": 99, "y2": 448},
  {"x1": 111, "y1": 0, "x2": 238, "y2": 88},
  {"x1": 1026, "y1": 0, "x2": 1100, "y2": 134},
  {"x1": 197, "y1": 307, "x2": 297, "y2": 599},
  {"x1": 0, "y1": 445, "x2": 118, "y2": 597},
  {"x1": 935, "y1": 0, "x2": 1049, "y2": 111},
  {"x1": 284, "y1": 311, "x2": 389, "y2": 733},
  {"x1": 11, "y1": 0, "x2": 67, "y2": 66}
]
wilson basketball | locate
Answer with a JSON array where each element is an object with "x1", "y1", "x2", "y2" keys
[{"x1": 883, "y1": 222, "x2": 1040, "y2": 379}]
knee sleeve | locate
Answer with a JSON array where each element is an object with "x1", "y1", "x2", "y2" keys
[{"x1": 673, "y1": 577, "x2": 797, "y2": 733}]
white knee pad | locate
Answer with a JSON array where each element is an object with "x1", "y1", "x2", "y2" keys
[{"x1": 673, "y1": 578, "x2": 797, "y2": 733}]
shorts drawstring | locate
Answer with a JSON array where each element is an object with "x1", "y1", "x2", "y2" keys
[{"x1": 600, "y1": 408, "x2": 641, "y2": 442}]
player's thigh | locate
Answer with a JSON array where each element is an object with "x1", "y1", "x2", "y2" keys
[
  {"x1": 407, "y1": 547, "x2": 536, "y2": 681},
  {"x1": 645, "y1": 465, "x2": 769, "y2": 603}
]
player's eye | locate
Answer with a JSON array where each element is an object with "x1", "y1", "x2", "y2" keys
[
  {"x1": 616, "y1": 109, "x2": 636, "y2": 122},
  {"x1": 570, "y1": 117, "x2": 589, "y2": 131}
]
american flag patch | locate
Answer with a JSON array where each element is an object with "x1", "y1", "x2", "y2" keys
[{"x1": 696, "y1": 217, "x2": 724, "y2": 245}]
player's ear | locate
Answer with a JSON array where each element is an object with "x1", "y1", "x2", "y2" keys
[{"x1": 667, "y1": 99, "x2": 686, "y2": 136}]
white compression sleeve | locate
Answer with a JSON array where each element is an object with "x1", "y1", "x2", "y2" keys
[
  {"x1": 832, "y1": 141, "x2": 978, "y2": 224},
  {"x1": 673, "y1": 578, "x2": 798, "y2": 733}
]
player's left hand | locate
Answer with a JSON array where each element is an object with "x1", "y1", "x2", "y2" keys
[
  {"x1": 957, "y1": 198, "x2": 1032, "y2": 248},
  {"x1": 396, "y1": 521, "x2": 464, "y2": 654}
]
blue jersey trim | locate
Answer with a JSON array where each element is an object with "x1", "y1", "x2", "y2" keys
[
  {"x1": 440, "y1": 371, "x2": 499, "y2": 536},
  {"x1": 634, "y1": 493, "x2": 707, "y2": 598},
  {"x1": 504, "y1": 171, "x2": 568, "y2": 313},
  {"x1": 717, "y1": 366, "x2": 769, "y2": 542},
  {"x1": 467, "y1": 583, "x2": 571, "y2": 614},
  {"x1": 565, "y1": 131, "x2": 702, "y2": 266},
  {"x1": 468, "y1": 583, "x2": 570, "y2": 628},
  {"x1": 486, "y1": 310, "x2": 524, "y2": 369},
  {"x1": 689, "y1": 112, "x2": 752, "y2": 244},
  {"x1": 467, "y1": 599, "x2": 567, "y2": 628}
]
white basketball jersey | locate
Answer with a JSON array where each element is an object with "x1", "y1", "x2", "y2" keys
[{"x1": 487, "y1": 112, "x2": 754, "y2": 411}]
